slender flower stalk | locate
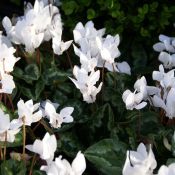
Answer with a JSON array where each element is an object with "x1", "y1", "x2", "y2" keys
[
  {"x1": 0, "y1": 147, "x2": 3, "y2": 160},
  {"x1": 40, "y1": 119, "x2": 54, "y2": 134},
  {"x1": 29, "y1": 154, "x2": 37, "y2": 175},
  {"x1": 37, "y1": 48, "x2": 41, "y2": 72},
  {"x1": 3, "y1": 131, "x2": 7, "y2": 160},
  {"x1": 22, "y1": 116, "x2": 26, "y2": 160}
]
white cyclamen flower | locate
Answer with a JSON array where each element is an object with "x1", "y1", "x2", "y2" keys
[
  {"x1": 96, "y1": 34, "x2": 120, "y2": 64},
  {"x1": 134, "y1": 76, "x2": 160, "y2": 100},
  {"x1": 0, "y1": 41, "x2": 20, "y2": 72},
  {"x1": 26, "y1": 132, "x2": 57, "y2": 162},
  {"x1": 78, "y1": 51, "x2": 97, "y2": 72},
  {"x1": 122, "y1": 143, "x2": 157, "y2": 175},
  {"x1": 0, "y1": 108, "x2": 20, "y2": 143},
  {"x1": 158, "y1": 52, "x2": 175, "y2": 69},
  {"x1": 152, "y1": 64, "x2": 175, "y2": 89},
  {"x1": 152, "y1": 88, "x2": 175, "y2": 119},
  {"x1": 122, "y1": 89, "x2": 147, "y2": 110},
  {"x1": 41, "y1": 151, "x2": 86, "y2": 175},
  {"x1": 2, "y1": 0, "x2": 59, "y2": 53},
  {"x1": 0, "y1": 73, "x2": 15, "y2": 94},
  {"x1": 40, "y1": 100, "x2": 74, "y2": 128},
  {"x1": 69, "y1": 66, "x2": 102, "y2": 103},
  {"x1": 73, "y1": 21, "x2": 105, "y2": 45},
  {"x1": 73, "y1": 21, "x2": 105, "y2": 59},
  {"x1": 153, "y1": 34, "x2": 175, "y2": 53},
  {"x1": 17, "y1": 99, "x2": 42, "y2": 126}
]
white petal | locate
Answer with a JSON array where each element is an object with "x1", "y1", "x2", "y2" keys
[
  {"x1": 153, "y1": 43, "x2": 165, "y2": 52},
  {"x1": 2, "y1": 16, "x2": 12, "y2": 33},
  {"x1": 135, "y1": 102, "x2": 147, "y2": 110},
  {"x1": 116, "y1": 61, "x2": 131, "y2": 75},
  {"x1": 72, "y1": 151, "x2": 86, "y2": 175}
]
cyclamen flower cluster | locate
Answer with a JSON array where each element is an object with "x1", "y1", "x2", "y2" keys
[
  {"x1": 122, "y1": 33, "x2": 175, "y2": 119},
  {"x1": 0, "y1": 98, "x2": 74, "y2": 144},
  {"x1": 2, "y1": 0, "x2": 72, "y2": 54},
  {"x1": 70, "y1": 21, "x2": 131, "y2": 103},
  {"x1": 26, "y1": 132, "x2": 86, "y2": 175},
  {"x1": 122, "y1": 76, "x2": 160, "y2": 110},
  {"x1": 0, "y1": 34, "x2": 20, "y2": 94},
  {"x1": 123, "y1": 142, "x2": 175, "y2": 175},
  {"x1": 153, "y1": 35, "x2": 175, "y2": 69}
]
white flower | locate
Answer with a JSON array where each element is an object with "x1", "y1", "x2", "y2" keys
[
  {"x1": 40, "y1": 151, "x2": 86, "y2": 175},
  {"x1": 52, "y1": 37, "x2": 72, "y2": 55},
  {"x1": 17, "y1": 99, "x2": 42, "y2": 126},
  {"x1": 152, "y1": 88, "x2": 175, "y2": 119},
  {"x1": 158, "y1": 163, "x2": 175, "y2": 175},
  {"x1": 2, "y1": 0, "x2": 60, "y2": 53},
  {"x1": 26, "y1": 132, "x2": 57, "y2": 162},
  {"x1": 69, "y1": 66, "x2": 102, "y2": 103},
  {"x1": 0, "y1": 108, "x2": 20, "y2": 143},
  {"x1": 122, "y1": 143, "x2": 157, "y2": 175},
  {"x1": 59, "y1": 107, "x2": 74, "y2": 124},
  {"x1": 153, "y1": 34, "x2": 175, "y2": 53},
  {"x1": 0, "y1": 108, "x2": 10, "y2": 133},
  {"x1": 40, "y1": 100, "x2": 74, "y2": 128},
  {"x1": 73, "y1": 21, "x2": 105, "y2": 45},
  {"x1": 122, "y1": 76, "x2": 160, "y2": 111},
  {"x1": 96, "y1": 34, "x2": 120, "y2": 64},
  {"x1": 78, "y1": 51, "x2": 97, "y2": 72},
  {"x1": 152, "y1": 64, "x2": 175, "y2": 89},
  {"x1": 73, "y1": 21, "x2": 105, "y2": 58},
  {"x1": 0, "y1": 34, "x2": 20, "y2": 94},
  {"x1": 122, "y1": 89, "x2": 147, "y2": 110},
  {"x1": 0, "y1": 73, "x2": 15, "y2": 94},
  {"x1": 158, "y1": 52, "x2": 175, "y2": 69},
  {"x1": 40, "y1": 100, "x2": 59, "y2": 117},
  {"x1": 49, "y1": 12, "x2": 72, "y2": 55},
  {"x1": 0, "y1": 39, "x2": 20, "y2": 72},
  {"x1": 134, "y1": 76, "x2": 160, "y2": 99}
]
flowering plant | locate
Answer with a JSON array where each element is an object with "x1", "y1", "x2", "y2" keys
[{"x1": 0, "y1": 0, "x2": 175, "y2": 174}]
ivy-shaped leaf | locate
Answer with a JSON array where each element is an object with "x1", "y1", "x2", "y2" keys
[{"x1": 85, "y1": 138, "x2": 127, "y2": 175}]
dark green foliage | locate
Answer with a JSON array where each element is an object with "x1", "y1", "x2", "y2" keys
[{"x1": 0, "y1": 159, "x2": 26, "y2": 175}]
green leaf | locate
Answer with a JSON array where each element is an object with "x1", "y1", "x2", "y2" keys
[
  {"x1": 57, "y1": 132, "x2": 84, "y2": 157},
  {"x1": 0, "y1": 159, "x2": 26, "y2": 175},
  {"x1": 90, "y1": 103, "x2": 114, "y2": 132},
  {"x1": 24, "y1": 64, "x2": 40, "y2": 81},
  {"x1": 20, "y1": 87, "x2": 34, "y2": 99},
  {"x1": 85, "y1": 138, "x2": 127, "y2": 175},
  {"x1": 35, "y1": 78, "x2": 45, "y2": 100},
  {"x1": 53, "y1": 90, "x2": 68, "y2": 105},
  {"x1": 13, "y1": 64, "x2": 40, "y2": 84},
  {"x1": 62, "y1": 1, "x2": 78, "y2": 15},
  {"x1": 43, "y1": 68, "x2": 70, "y2": 85},
  {"x1": 87, "y1": 9, "x2": 96, "y2": 19}
]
